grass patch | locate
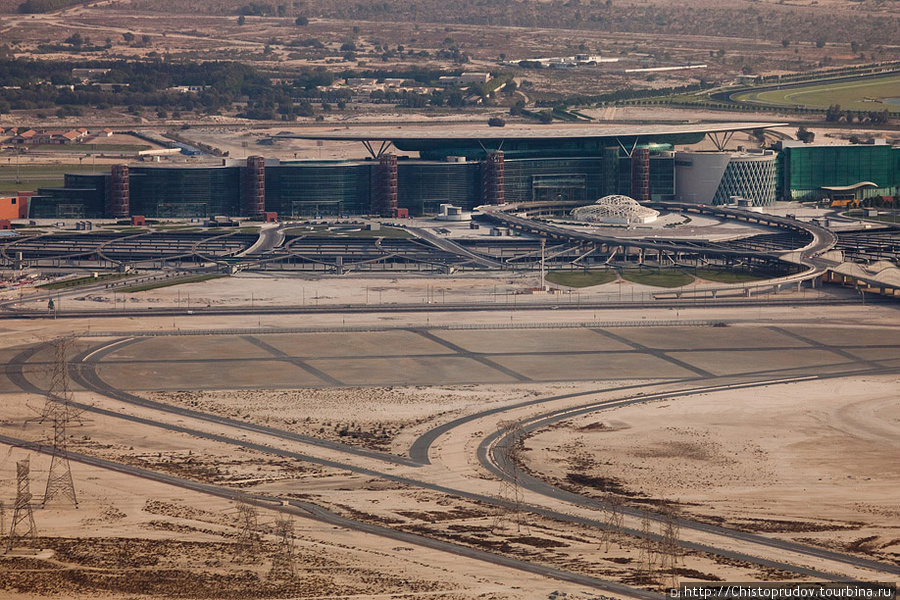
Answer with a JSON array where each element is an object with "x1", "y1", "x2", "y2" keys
[
  {"x1": 545, "y1": 269, "x2": 617, "y2": 288},
  {"x1": 25, "y1": 144, "x2": 152, "y2": 153},
  {"x1": 119, "y1": 273, "x2": 227, "y2": 293},
  {"x1": 689, "y1": 268, "x2": 768, "y2": 283},
  {"x1": 731, "y1": 73, "x2": 900, "y2": 112},
  {"x1": 0, "y1": 179, "x2": 61, "y2": 194},
  {"x1": 0, "y1": 163, "x2": 110, "y2": 193},
  {"x1": 620, "y1": 269, "x2": 694, "y2": 288},
  {"x1": 845, "y1": 211, "x2": 900, "y2": 225},
  {"x1": 38, "y1": 273, "x2": 131, "y2": 290}
]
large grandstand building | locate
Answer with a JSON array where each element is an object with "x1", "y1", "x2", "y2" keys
[{"x1": 25, "y1": 123, "x2": 900, "y2": 219}]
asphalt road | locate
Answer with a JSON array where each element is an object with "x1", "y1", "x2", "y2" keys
[
  {"x1": 0, "y1": 433, "x2": 665, "y2": 600},
  {"x1": 476, "y1": 372, "x2": 900, "y2": 578},
  {"x1": 6, "y1": 330, "x2": 900, "y2": 593}
]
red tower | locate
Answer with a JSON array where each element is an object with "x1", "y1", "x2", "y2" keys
[
  {"x1": 242, "y1": 156, "x2": 266, "y2": 217},
  {"x1": 372, "y1": 154, "x2": 398, "y2": 215},
  {"x1": 631, "y1": 148, "x2": 650, "y2": 203},
  {"x1": 108, "y1": 164, "x2": 129, "y2": 218},
  {"x1": 482, "y1": 150, "x2": 505, "y2": 205}
]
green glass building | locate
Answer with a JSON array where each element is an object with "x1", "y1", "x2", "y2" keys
[
  {"x1": 397, "y1": 161, "x2": 480, "y2": 215},
  {"x1": 778, "y1": 142, "x2": 900, "y2": 200}
]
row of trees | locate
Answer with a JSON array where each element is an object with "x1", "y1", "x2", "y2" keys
[
  {"x1": 0, "y1": 59, "x2": 275, "y2": 115},
  {"x1": 0, "y1": 57, "x2": 508, "y2": 119},
  {"x1": 825, "y1": 104, "x2": 891, "y2": 125},
  {"x1": 17, "y1": 0, "x2": 82, "y2": 13}
]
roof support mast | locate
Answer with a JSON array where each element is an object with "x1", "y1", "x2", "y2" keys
[
  {"x1": 707, "y1": 131, "x2": 734, "y2": 152},
  {"x1": 615, "y1": 137, "x2": 640, "y2": 157},
  {"x1": 361, "y1": 140, "x2": 395, "y2": 159}
]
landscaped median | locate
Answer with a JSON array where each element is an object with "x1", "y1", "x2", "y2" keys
[
  {"x1": 545, "y1": 267, "x2": 771, "y2": 289},
  {"x1": 117, "y1": 273, "x2": 228, "y2": 293}
]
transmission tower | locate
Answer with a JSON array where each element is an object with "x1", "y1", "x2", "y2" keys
[
  {"x1": 492, "y1": 421, "x2": 526, "y2": 534},
  {"x1": 6, "y1": 458, "x2": 37, "y2": 554},
  {"x1": 659, "y1": 503, "x2": 682, "y2": 590},
  {"x1": 601, "y1": 493, "x2": 625, "y2": 552},
  {"x1": 267, "y1": 514, "x2": 295, "y2": 580},
  {"x1": 638, "y1": 510, "x2": 658, "y2": 581},
  {"x1": 40, "y1": 337, "x2": 79, "y2": 508},
  {"x1": 232, "y1": 498, "x2": 260, "y2": 563},
  {"x1": 37, "y1": 337, "x2": 81, "y2": 425}
]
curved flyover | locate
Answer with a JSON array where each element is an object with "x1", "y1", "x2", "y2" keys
[{"x1": 479, "y1": 201, "x2": 838, "y2": 298}]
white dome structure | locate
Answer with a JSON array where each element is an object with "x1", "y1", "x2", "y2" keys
[{"x1": 570, "y1": 195, "x2": 659, "y2": 225}]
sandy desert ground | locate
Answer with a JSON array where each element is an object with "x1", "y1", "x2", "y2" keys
[{"x1": 0, "y1": 274, "x2": 898, "y2": 598}]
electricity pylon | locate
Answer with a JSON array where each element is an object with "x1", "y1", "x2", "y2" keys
[
  {"x1": 40, "y1": 337, "x2": 78, "y2": 508},
  {"x1": 492, "y1": 421, "x2": 526, "y2": 534},
  {"x1": 233, "y1": 498, "x2": 260, "y2": 562},
  {"x1": 267, "y1": 514, "x2": 295, "y2": 580},
  {"x1": 6, "y1": 458, "x2": 37, "y2": 553}
]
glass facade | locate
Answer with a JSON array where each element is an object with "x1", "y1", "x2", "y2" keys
[
  {"x1": 32, "y1": 173, "x2": 107, "y2": 219},
  {"x1": 25, "y1": 141, "x2": 687, "y2": 219},
  {"x1": 397, "y1": 161, "x2": 480, "y2": 215},
  {"x1": 129, "y1": 166, "x2": 241, "y2": 218},
  {"x1": 504, "y1": 157, "x2": 611, "y2": 204},
  {"x1": 617, "y1": 153, "x2": 676, "y2": 200},
  {"x1": 266, "y1": 162, "x2": 372, "y2": 217},
  {"x1": 713, "y1": 153, "x2": 777, "y2": 207},
  {"x1": 781, "y1": 144, "x2": 900, "y2": 200}
]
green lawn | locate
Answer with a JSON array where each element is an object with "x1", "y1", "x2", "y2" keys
[
  {"x1": 545, "y1": 269, "x2": 617, "y2": 288},
  {"x1": 27, "y1": 144, "x2": 151, "y2": 153},
  {"x1": 620, "y1": 269, "x2": 694, "y2": 288},
  {"x1": 0, "y1": 178, "x2": 60, "y2": 194},
  {"x1": 120, "y1": 273, "x2": 228, "y2": 293},
  {"x1": 732, "y1": 73, "x2": 900, "y2": 112},
  {"x1": 689, "y1": 268, "x2": 768, "y2": 284},
  {"x1": 0, "y1": 163, "x2": 109, "y2": 193},
  {"x1": 38, "y1": 273, "x2": 131, "y2": 290}
]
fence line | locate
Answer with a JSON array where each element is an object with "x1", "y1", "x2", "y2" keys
[{"x1": 78, "y1": 319, "x2": 724, "y2": 338}]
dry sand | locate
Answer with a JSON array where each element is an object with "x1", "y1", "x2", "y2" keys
[{"x1": 0, "y1": 274, "x2": 898, "y2": 598}]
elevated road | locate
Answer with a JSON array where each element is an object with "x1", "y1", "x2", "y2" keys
[
  {"x1": 408, "y1": 226, "x2": 503, "y2": 269},
  {"x1": 480, "y1": 201, "x2": 840, "y2": 298}
]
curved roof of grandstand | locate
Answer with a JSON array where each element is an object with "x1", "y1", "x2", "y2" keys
[{"x1": 280, "y1": 122, "x2": 785, "y2": 143}]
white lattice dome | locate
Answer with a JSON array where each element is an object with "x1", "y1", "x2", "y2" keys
[{"x1": 570, "y1": 195, "x2": 659, "y2": 224}]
